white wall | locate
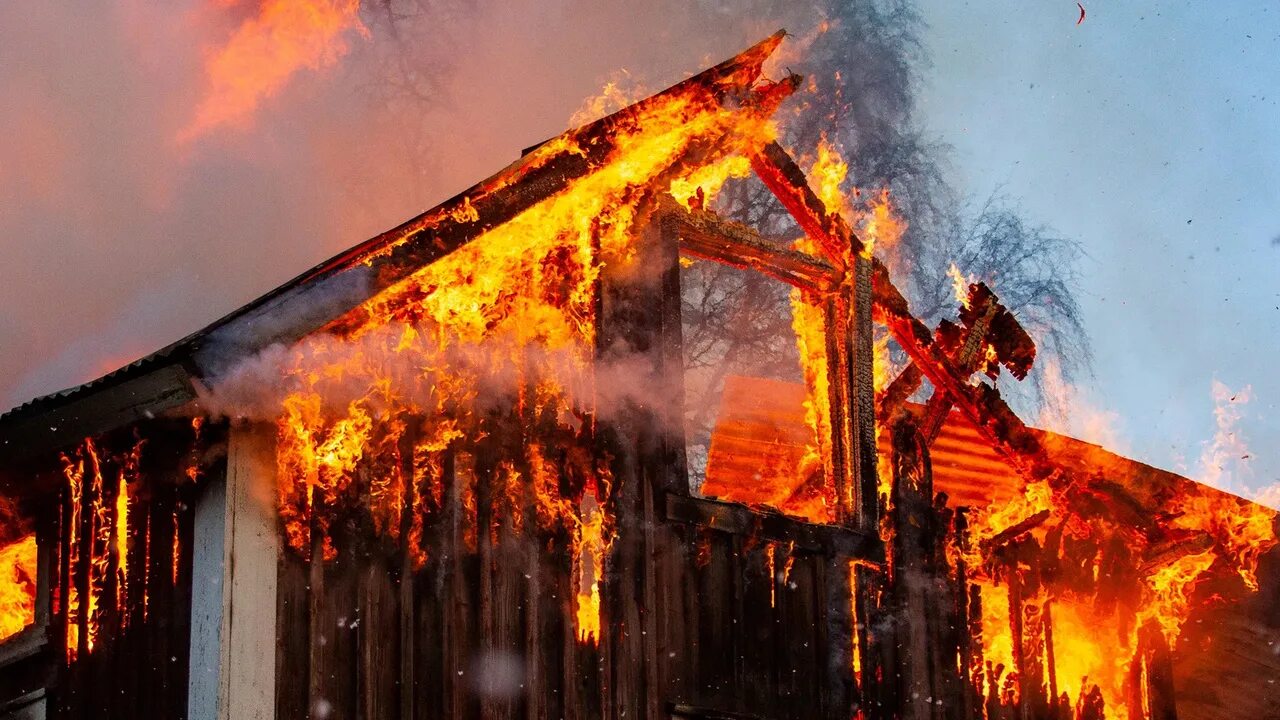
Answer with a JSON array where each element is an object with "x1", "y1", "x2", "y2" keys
[{"x1": 187, "y1": 422, "x2": 280, "y2": 720}]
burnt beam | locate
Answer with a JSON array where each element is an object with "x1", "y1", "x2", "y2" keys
[
  {"x1": 749, "y1": 141, "x2": 862, "y2": 266},
  {"x1": 660, "y1": 198, "x2": 843, "y2": 293},
  {"x1": 663, "y1": 493, "x2": 883, "y2": 562}
]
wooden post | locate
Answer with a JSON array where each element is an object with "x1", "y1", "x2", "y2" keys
[
  {"x1": 187, "y1": 421, "x2": 280, "y2": 720},
  {"x1": 595, "y1": 204, "x2": 688, "y2": 720}
]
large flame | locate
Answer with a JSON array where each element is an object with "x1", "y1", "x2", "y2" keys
[
  {"x1": 0, "y1": 535, "x2": 37, "y2": 643},
  {"x1": 266, "y1": 77, "x2": 780, "y2": 642}
]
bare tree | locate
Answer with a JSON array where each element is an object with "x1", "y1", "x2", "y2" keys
[{"x1": 679, "y1": 0, "x2": 1091, "y2": 478}]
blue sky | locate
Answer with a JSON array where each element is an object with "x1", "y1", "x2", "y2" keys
[{"x1": 913, "y1": 1, "x2": 1279, "y2": 498}]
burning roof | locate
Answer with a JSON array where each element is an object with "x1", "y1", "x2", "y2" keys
[
  {"x1": 0, "y1": 32, "x2": 790, "y2": 465},
  {"x1": 0, "y1": 30, "x2": 1275, "y2": 720}
]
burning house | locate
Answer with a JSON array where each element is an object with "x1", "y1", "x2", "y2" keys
[{"x1": 0, "y1": 32, "x2": 1276, "y2": 720}]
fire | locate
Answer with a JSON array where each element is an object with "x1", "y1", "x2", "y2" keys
[
  {"x1": 0, "y1": 535, "x2": 37, "y2": 642},
  {"x1": 810, "y1": 137, "x2": 905, "y2": 259},
  {"x1": 180, "y1": 0, "x2": 367, "y2": 142},
  {"x1": 57, "y1": 437, "x2": 139, "y2": 658},
  {"x1": 857, "y1": 189, "x2": 904, "y2": 259},
  {"x1": 964, "y1": 445, "x2": 1277, "y2": 717},
  {"x1": 948, "y1": 262, "x2": 973, "y2": 307},
  {"x1": 788, "y1": 256, "x2": 834, "y2": 524},
  {"x1": 1139, "y1": 550, "x2": 1216, "y2": 644},
  {"x1": 811, "y1": 136, "x2": 849, "y2": 219},
  {"x1": 669, "y1": 154, "x2": 752, "y2": 210},
  {"x1": 573, "y1": 490, "x2": 610, "y2": 644},
  {"x1": 265, "y1": 68, "x2": 785, "y2": 642}
]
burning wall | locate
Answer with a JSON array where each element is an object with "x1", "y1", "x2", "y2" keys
[{"x1": 0, "y1": 30, "x2": 1275, "y2": 720}]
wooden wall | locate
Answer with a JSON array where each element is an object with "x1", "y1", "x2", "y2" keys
[
  {"x1": 268, "y1": 209, "x2": 876, "y2": 720},
  {"x1": 268, "y1": 446, "x2": 870, "y2": 720},
  {"x1": 44, "y1": 427, "x2": 202, "y2": 719}
]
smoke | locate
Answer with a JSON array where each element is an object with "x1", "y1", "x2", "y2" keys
[
  {"x1": 0, "y1": 0, "x2": 823, "y2": 413},
  {"x1": 198, "y1": 319, "x2": 683, "y2": 436},
  {"x1": 1193, "y1": 380, "x2": 1273, "y2": 505},
  {"x1": 1035, "y1": 357, "x2": 1128, "y2": 454}
]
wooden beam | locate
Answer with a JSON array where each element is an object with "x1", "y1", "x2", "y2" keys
[
  {"x1": 748, "y1": 139, "x2": 1065, "y2": 495},
  {"x1": 660, "y1": 198, "x2": 843, "y2": 292},
  {"x1": 918, "y1": 297, "x2": 999, "y2": 442},
  {"x1": 664, "y1": 493, "x2": 882, "y2": 562},
  {"x1": 0, "y1": 364, "x2": 196, "y2": 468},
  {"x1": 749, "y1": 141, "x2": 862, "y2": 266}
]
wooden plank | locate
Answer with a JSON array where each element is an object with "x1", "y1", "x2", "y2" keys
[
  {"x1": 148, "y1": 475, "x2": 178, "y2": 720},
  {"x1": 171, "y1": 480, "x2": 197, "y2": 719},
  {"x1": 664, "y1": 493, "x2": 881, "y2": 561},
  {"x1": 662, "y1": 199, "x2": 842, "y2": 293},
  {"x1": 275, "y1": 551, "x2": 310, "y2": 720},
  {"x1": 739, "y1": 540, "x2": 776, "y2": 714},
  {"x1": 121, "y1": 472, "x2": 149, "y2": 720},
  {"x1": 359, "y1": 554, "x2": 398, "y2": 720},
  {"x1": 823, "y1": 294, "x2": 856, "y2": 526},
  {"x1": 397, "y1": 428, "x2": 417, "y2": 720},
  {"x1": 848, "y1": 254, "x2": 878, "y2": 533},
  {"x1": 53, "y1": 484, "x2": 72, "y2": 718},
  {"x1": 441, "y1": 450, "x2": 474, "y2": 720},
  {"x1": 790, "y1": 554, "x2": 822, "y2": 719},
  {"x1": 822, "y1": 554, "x2": 854, "y2": 720},
  {"x1": 695, "y1": 530, "x2": 736, "y2": 709},
  {"x1": 310, "y1": 548, "x2": 359, "y2": 720}
]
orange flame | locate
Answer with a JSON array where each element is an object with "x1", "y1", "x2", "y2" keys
[
  {"x1": 180, "y1": 0, "x2": 367, "y2": 142},
  {"x1": 0, "y1": 535, "x2": 37, "y2": 643},
  {"x1": 947, "y1": 262, "x2": 973, "y2": 308}
]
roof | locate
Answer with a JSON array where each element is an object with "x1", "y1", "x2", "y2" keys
[
  {"x1": 0, "y1": 31, "x2": 787, "y2": 464},
  {"x1": 700, "y1": 374, "x2": 1249, "y2": 515}
]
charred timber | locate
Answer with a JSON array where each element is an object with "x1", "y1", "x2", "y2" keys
[
  {"x1": 749, "y1": 141, "x2": 861, "y2": 266},
  {"x1": 660, "y1": 199, "x2": 842, "y2": 292},
  {"x1": 663, "y1": 493, "x2": 883, "y2": 562},
  {"x1": 980, "y1": 509, "x2": 1052, "y2": 553}
]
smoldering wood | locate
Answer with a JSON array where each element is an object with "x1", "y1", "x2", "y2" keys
[
  {"x1": 980, "y1": 510, "x2": 1052, "y2": 553},
  {"x1": 748, "y1": 137, "x2": 1071, "y2": 501}
]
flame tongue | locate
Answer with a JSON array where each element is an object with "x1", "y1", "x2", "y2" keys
[{"x1": 180, "y1": 0, "x2": 366, "y2": 142}]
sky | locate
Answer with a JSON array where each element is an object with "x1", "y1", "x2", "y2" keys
[
  {"x1": 0, "y1": 1, "x2": 1274, "y2": 499},
  {"x1": 913, "y1": 0, "x2": 1280, "y2": 499}
]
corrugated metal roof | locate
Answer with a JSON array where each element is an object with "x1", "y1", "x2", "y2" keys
[{"x1": 700, "y1": 374, "x2": 1205, "y2": 513}]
